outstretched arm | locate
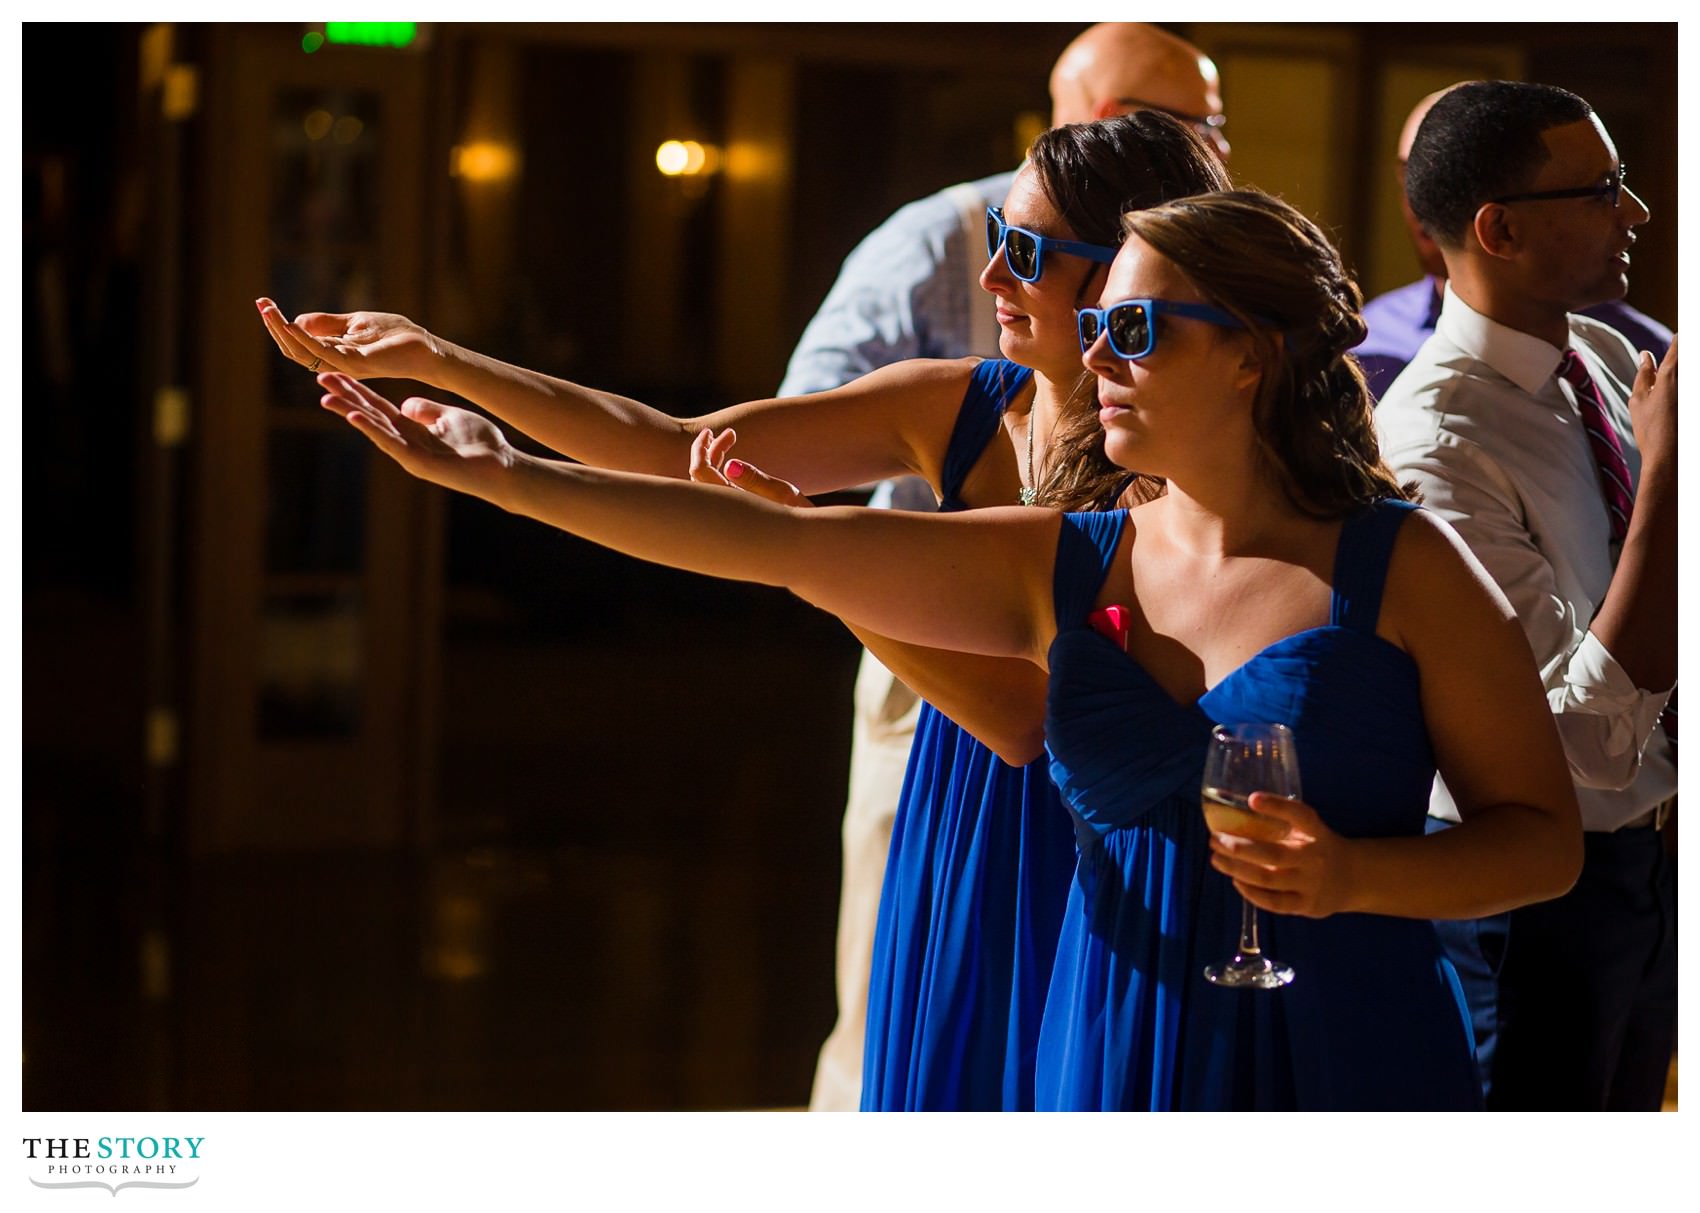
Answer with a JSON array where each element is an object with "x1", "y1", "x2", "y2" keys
[
  {"x1": 257, "y1": 300, "x2": 971, "y2": 496},
  {"x1": 689, "y1": 437, "x2": 1047, "y2": 764},
  {"x1": 1211, "y1": 510, "x2": 1582, "y2": 921},
  {"x1": 321, "y1": 374, "x2": 1061, "y2": 667},
  {"x1": 846, "y1": 637, "x2": 1049, "y2": 766}
]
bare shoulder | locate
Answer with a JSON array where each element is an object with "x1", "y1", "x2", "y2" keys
[
  {"x1": 845, "y1": 355, "x2": 980, "y2": 400},
  {"x1": 798, "y1": 356, "x2": 977, "y2": 442},
  {"x1": 1382, "y1": 505, "x2": 1517, "y2": 647}
]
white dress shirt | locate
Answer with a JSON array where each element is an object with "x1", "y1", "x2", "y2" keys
[
  {"x1": 777, "y1": 171, "x2": 1012, "y2": 398},
  {"x1": 1376, "y1": 283, "x2": 1675, "y2": 831}
]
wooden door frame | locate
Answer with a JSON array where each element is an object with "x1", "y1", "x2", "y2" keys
[{"x1": 189, "y1": 24, "x2": 440, "y2": 853}]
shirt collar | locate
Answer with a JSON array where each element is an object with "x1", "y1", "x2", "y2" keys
[
  {"x1": 1434, "y1": 281, "x2": 1566, "y2": 397},
  {"x1": 1422, "y1": 275, "x2": 1445, "y2": 329}
]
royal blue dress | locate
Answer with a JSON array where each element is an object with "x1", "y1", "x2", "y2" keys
[
  {"x1": 860, "y1": 359, "x2": 1081, "y2": 1111},
  {"x1": 1038, "y1": 499, "x2": 1483, "y2": 1110}
]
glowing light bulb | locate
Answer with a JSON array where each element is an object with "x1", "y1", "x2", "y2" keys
[
  {"x1": 656, "y1": 140, "x2": 720, "y2": 178},
  {"x1": 656, "y1": 140, "x2": 691, "y2": 176}
]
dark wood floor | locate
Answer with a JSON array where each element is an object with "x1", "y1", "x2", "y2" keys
[
  {"x1": 24, "y1": 600, "x2": 860, "y2": 1110},
  {"x1": 22, "y1": 587, "x2": 1679, "y2": 1111}
]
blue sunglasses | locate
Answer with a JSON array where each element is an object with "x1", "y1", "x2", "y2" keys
[
  {"x1": 986, "y1": 207, "x2": 1118, "y2": 283},
  {"x1": 1077, "y1": 298, "x2": 1250, "y2": 360}
]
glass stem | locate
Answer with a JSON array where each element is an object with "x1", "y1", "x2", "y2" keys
[{"x1": 1238, "y1": 896, "x2": 1261, "y2": 957}]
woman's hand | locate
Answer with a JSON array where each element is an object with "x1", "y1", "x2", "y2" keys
[
  {"x1": 1208, "y1": 792, "x2": 1358, "y2": 919},
  {"x1": 319, "y1": 372, "x2": 515, "y2": 499},
  {"x1": 258, "y1": 299, "x2": 442, "y2": 382},
  {"x1": 688, "y1": 428, "x2": 814, "y2": 507}
]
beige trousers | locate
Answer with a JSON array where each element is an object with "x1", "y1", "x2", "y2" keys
[{"x1": 807, "y1": 647, "x2": 921, "y2": 1111}]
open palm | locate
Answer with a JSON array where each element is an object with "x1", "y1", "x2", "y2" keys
[
  {"x1": 258, "y1": 299, "x2": 439, "y2": 381},
  {"x1": 318, "y1": 372, "x2": 514, "y2": 497}
]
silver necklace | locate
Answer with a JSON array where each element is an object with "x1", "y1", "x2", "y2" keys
[{"x1": 1020, "y1": 410, "x2": 1038, "y2": 505}]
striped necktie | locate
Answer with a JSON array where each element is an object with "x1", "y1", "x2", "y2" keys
[
  {"x1": 1556, "y1": 350, "x2": 1676, "y2": 759},
  {"x1": 1556, "y1": 350, "x2": 1633, "y2": 543}
]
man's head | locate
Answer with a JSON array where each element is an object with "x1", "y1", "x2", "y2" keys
[
  {"x1": 1049, "y1": 23, "x2": 1228, "y2": 160},
  {"x1": 1393, "y1": 85, "x2": 1462, "y2": 279},
  {"x1": 1406, "y1": 80, "x2": 1649, "y2": 315}
]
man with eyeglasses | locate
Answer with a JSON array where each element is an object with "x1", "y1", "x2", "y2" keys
[
  {"x1": 1376, "y1": 80, "x2": 1676, "y2": 1111},
  {"x1": 777, "y1": 21, "x2": 1226, "y2": 1113},
  {"x1": 1356, "y1": 84, "x2": 1670, "y2": 403}
]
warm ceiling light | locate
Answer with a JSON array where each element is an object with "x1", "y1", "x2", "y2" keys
[
  {"x1": 451, "y1": 141, "x2": 520, "y2": 182},
  {"x1": 656, "y1": 139, "x2": 720, "y2": 178}
]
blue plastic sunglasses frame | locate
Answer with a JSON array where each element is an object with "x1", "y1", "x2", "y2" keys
[
  {"x1": 985, "y1": 207, "x2": 1118, "y2": 283},
  {"x1": 1076, "y1": 298, "x2": 1249, "y2": 360}
]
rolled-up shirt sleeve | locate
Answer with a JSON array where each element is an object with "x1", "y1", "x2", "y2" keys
[
  {"x1": 1546, "y1": 630, "x2": 1672, "y2": 789},
  {"x1": 1384, "y1": 426, "x2": 1668, "y2": 792}
]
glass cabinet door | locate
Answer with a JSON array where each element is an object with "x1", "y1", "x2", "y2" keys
[{"x1": 189, "y1": 26, "x2": 438, "y2": 852}]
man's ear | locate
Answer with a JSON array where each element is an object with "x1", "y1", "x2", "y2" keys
[{"x1": 1472, "y1": 202, "x2": 1519, "y2": 260}]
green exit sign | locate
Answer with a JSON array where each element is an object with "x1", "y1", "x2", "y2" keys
[{"x1": 303, "y1": 23, "x2": 418, "y2": 53}]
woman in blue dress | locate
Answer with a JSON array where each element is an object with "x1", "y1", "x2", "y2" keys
[
  {"x1": 313, "y1": 188, "x2": 1586, "y2": 1110},
  {"x1": 261, "y1": 114, "x2": 1230, "y2": 1108}
]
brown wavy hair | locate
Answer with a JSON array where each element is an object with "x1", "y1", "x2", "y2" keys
[
  {"x1": 1024, "y1": 110, "x2": 1231, "y2": 511},
  {"x1": 1120, "y1": 191, "x2": 1411, "y2": 518}
]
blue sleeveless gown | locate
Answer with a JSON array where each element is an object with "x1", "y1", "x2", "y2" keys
[
  {"x1": 1038, "y1": 499, "x2": 1483, "y2": 1110},
  {"x1": 860, "y1": 359, "x2": 1080, "y2": 1111}
]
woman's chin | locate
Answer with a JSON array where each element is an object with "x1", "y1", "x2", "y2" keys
[{"x1": 1100, "y1": 427, "x2": 1146, "y2": 472}]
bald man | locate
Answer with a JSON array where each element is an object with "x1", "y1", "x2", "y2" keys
[
  {"x1": 1048, "y1": 20, "x2": 1227, "y2": 155},
  {"x1": 780, "y1": 23, "x2": 1225, "y2": 1112},
  {"x1": 1357, "y1": 85, "x2": 1669, "y2": 402}
]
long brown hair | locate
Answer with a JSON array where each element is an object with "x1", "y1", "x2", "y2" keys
[
  {"x1": 1025, "y1": 110, "x2": 1230, "y2": 511},
  {"x1": 1121, "y1": 191, "x2": 1410, "y2": 518}
]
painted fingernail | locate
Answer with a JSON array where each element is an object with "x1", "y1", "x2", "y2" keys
[{"x1": 725, "y1": 460, "x2": 746, "y2": 480}]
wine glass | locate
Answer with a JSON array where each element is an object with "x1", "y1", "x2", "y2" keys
[{"x1": 1201, "y1": 722, "x2": 1300, "y2": 989}]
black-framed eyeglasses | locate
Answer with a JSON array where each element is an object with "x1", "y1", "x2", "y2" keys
[
  {"x1": 1115, "y1": 95, "x2": 1228, "y2": 144},
  {"x1": 985, "y1": 207, "x2": 1118, "y2": 283},
  {"x1": 1492, "y1": 164, "x2": 1629, "y2": 208}
]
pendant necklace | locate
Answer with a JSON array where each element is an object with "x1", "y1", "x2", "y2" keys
[{"x1": 1020, "y1": 408, "x2": 1038, "y2": 505}]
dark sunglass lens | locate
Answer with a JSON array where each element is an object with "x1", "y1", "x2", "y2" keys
[
  {"x1": 1109, "y1": 304, "x2": 1149, "y2": 357},
  {"x1": 1078, "y1": 312, "x2": 1101, "y2": 347},
  {"x1": 986, "y1": 212, "x2": 1001, "y2": 258},
  {"x1": 1006, "y1": 230, "x2": 1039, "y2": 279}
]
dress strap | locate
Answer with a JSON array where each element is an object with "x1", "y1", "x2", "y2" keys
[
  {"x1": 938, "y1": 359, "x2": 1032, "y2": 511},
  {"x1": 1329, "y1": 497, "x2": 1420, "y2": 633},
  {"x1": 1052, "y1": 510, "x2": 1130, "y2": 630}
]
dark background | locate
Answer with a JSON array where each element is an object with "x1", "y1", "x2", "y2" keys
[{"x1": 22, "y1": 21, "x2": 1678, "y2": 1110}]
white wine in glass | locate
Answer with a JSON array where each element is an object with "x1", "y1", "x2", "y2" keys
[{"x1": 1202, "y1": 722, "x2": 1300, "y2": 989}]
